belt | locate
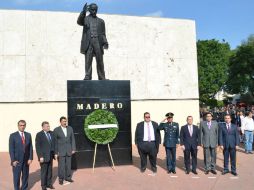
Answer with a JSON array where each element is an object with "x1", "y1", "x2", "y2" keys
[{"x1": 245, "y1": 130, "x2": 254, "y2": 132}]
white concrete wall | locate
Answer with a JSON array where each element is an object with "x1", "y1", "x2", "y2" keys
[
  {"x1": 0, "y1": 9, "x2": 198, "y2": 101},
  {"x1": 0, "y1": 10, "x2": 200, "y2": 151},
  {"x1": 0, "y1": 100, "x2": 199, "y2": 152}
]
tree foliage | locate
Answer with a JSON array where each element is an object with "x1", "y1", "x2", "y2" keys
[
  {"x1": 197, "y1": 39, "x2": 231, "y2": 104},
  {"x1": 225, "y1": 35, "x2": 254, "y2": 96}
]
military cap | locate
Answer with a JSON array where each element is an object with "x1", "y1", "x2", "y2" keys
[{"x1": 165, "y1": 112, "x2": 174, "y2": 118}]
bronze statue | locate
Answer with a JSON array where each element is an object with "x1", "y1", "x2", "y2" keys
[{"x1": 77, "y1": 3, "x2": 109, "y2": 80}]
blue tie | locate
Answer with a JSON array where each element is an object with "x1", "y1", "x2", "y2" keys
[{"x1": 46, "y1": 132, "x2": 51, "y2": 142}]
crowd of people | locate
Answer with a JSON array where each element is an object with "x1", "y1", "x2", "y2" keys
[{"x1": 201, "y1": 104, "x2": 254, "y2": 145}]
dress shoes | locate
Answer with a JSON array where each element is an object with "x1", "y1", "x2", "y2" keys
[
  {"x1": 46, "y1": 185, "x2": 55, "y2": 189},
  {"x1": 172, "y1": 170, "x2": 176, "y2": 174},
  {"x1": 222, "y1": 171, "x2": 229, "y2": 175},
  {"x1": 65, "y1": 179, "x2": 74, "y2": 183},
  {"x1": 192, "y1": 170, "x2": 198, "y2": 175},
  {"x1": 231, "y1": 171, "x2": 238, "y2": 176},
  {"x1": 185, "y1": 170, "x2": 190, "y2": 174},
  {"x1": 211, "y1": 170, "x2": 217, "y2": 175},
  {"x1": 152, "y1": 168, "x2": 157, "y2": 173},
  {"x1": 140, "y1": 168, "x2": 146, "y2": 173}
]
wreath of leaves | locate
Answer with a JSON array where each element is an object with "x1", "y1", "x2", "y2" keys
[{"x1": 84, "y1": 109, "x2": 119, "y2": 144}]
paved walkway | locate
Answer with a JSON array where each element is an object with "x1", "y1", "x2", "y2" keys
[{"x1": 1, "y1": 145, "x2": 254, "y2": 190}]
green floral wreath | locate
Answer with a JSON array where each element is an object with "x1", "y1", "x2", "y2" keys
[{"x1": 84, "y1": 109, "x2": 119, "y2": 144}]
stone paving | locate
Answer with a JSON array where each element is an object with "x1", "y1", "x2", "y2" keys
[{"x1": 1, "y1": 145, "x2": 254, "y2": 190}]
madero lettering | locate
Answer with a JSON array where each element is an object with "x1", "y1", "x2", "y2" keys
[{"x1": 76, "y1": 102, "x2": 123, "y2": 110}]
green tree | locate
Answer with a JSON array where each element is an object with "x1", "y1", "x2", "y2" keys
[
  {"x1": 226, "y1": 35, "x2": 254, "y2": 97},
  {"x1": 197, "y1": 39, "x2": 231, "y2": 105}
]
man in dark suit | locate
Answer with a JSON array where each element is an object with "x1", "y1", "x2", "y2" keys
[
  {"x1": 135, "y1": 112, "x2": 161, "y2": 173},
  {"x1": 158, "y1": 112, "x2": 179, "y2": 174},
  {"x1": 9, "y1": 120, "x2": 33, "y2": 190},
  {"x1": 200, "y1": 112, "x2": 219, "y2": 175},
  {"x1": 54, "y1": 116, "x2": 76, "y2": 185},
  {"x1": 35, "y1": 121, "x2": 55, "y2": 190},
  {"x1": 219, "y1": 114, "x2": 240, "y2": 176},
  {"x1": 180, "y1": 116, "x2": 201, "y2": 174},
  {"x1": 77, "y1": 3, "x2": 108, "y2": 80}
]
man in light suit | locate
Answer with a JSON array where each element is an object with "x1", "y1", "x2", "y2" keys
[
  {"x1": 180, "y1": 116, "x2": 201, "y2": 175},
  {"x1": 9, "y1": 120, "x2": 33, "y2": 190},
  {"x1": 35, "y1": 121, "x2": 55, "y2": 190},
  {"x1": 54, "y1": 116, "x2": 76, "y2": 185},
  {"x1": 200, "y1": 112, "x2": 219, "y2": 175},
  {"x1": 135, "y1": 112, "x2": 161, "y2": 173},
  {"x1": 219, "y1": 114, "x2": 240, "y2": 176}
]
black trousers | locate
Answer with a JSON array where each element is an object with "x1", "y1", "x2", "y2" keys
[
  {"x1": 58, "y1": 156, "x2": 72, "y2": 181},
  {"x1": 165, "y1": 147, "x2": 176, "y2": 171},
  {"x1": 184, "y1": 147, "x2": 197, "y2": 171},
  {"x1": 85, "y1": 38, "x2": 105, "y2": 80},
  {"x1": 40, "y1": 159, "x2": 53, "y2": 188},
  {"x1": 223, "y1": 147, "x2": 236, "y2": 172},
  {"x1": 138, "y1": 141, "x2": 157, "y2": 172}
]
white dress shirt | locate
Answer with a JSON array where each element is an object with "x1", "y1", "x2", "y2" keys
[
  {"x1": 18, "y1": 131, "x2": 25, "y2": 139},
  {"x1": 61, "y1": 126, "x2": 67, "y2": 137},
  {"x1": 143, "y1": 121, "x2": 155, "y2": 141},
  {"x1": 241, "y1": 117, "x2": 254, "y2": 133}
]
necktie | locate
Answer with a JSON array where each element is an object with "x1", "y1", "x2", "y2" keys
[
  {"x1": 227, "y1": 124, "x2": 230, "y2": 131},
  {"x1": 46, "y1": 132, "x2": 51, "y2": 142},
  {"x1": 208, "y1": 122, "x2": 211, "y2": 130},
  {"x1": 147, "y1": 123, "x2": 151, "y2": 142},
  {"x1": 189, "y1": 126, "x2": 193, "y2": 136},
  {"x1": 21, "y1": 132, "x2": 25, "y2": 145}
]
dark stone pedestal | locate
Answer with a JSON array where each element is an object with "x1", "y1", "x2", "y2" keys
[{"x1": 67, "y1": 80, "x2": 132, "y2": 169}]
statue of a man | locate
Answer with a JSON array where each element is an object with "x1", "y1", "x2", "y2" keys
[{"x1": 77, "y1": 3, "x2": 109, "y2": 80}]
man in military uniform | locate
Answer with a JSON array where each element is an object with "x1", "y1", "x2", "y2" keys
[{"x1": 158, "y1": 112, "x2": 179, "y2": 174}]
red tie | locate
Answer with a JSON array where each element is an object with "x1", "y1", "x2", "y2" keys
[{"x1": 21, "y1": 132, "x2": 25, "y2": 145}]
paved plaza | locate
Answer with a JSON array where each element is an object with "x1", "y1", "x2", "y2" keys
[{"x1": 1, "y1": 144, "x2": 254, "y2": 190}]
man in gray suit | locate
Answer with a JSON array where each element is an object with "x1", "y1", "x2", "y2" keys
[
  {"x1": 54, "y1": 116, "x2": 76, "y2": 185},
  {"x1": 200, "y1": 112, "x2": 219, "y2": 174}
]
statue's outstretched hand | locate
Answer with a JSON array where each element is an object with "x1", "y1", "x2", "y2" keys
[{"x1": 83, "y1": 3, "x2": 88, "y2": 12}]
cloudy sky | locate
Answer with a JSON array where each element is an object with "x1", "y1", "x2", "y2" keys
[{"x1": 0, "y1": 0, "x2": 253, "y2": 49}]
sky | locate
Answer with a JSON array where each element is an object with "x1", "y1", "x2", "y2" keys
[{"x1": 0, "y1": 0, "x2": 253, "y2": 49}]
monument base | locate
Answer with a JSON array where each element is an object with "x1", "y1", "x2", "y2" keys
[{"x1": 67, "y1": 80, "x2": 132, "y2": 169}]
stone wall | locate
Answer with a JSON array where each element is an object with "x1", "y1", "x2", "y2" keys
[{"x1": 0, "y1": 10, "x2": 199, "y2": 151}]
